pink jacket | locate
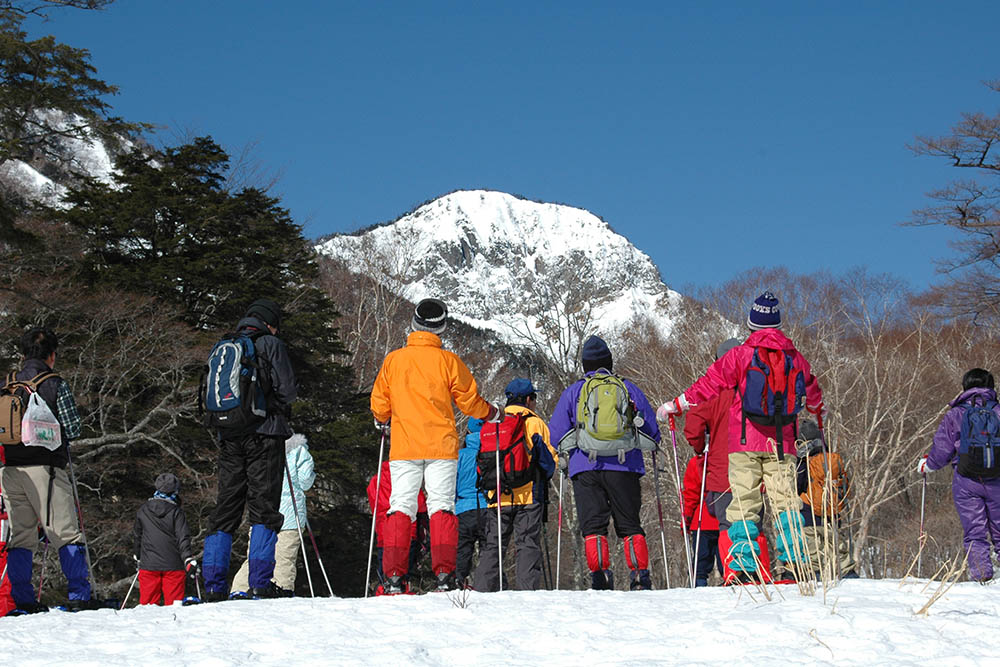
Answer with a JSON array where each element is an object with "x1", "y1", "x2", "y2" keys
[{"x1": 683, "y1": 329, "x2": 823, "y2": 456}]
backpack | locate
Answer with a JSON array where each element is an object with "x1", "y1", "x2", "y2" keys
[
  {"x1": 957, "y1": 396, "x2": 1000, "y2": 479},
  {"x1": 0, "y1": 372, "x2": 59, "y2": 447},
  {"x1": 477, "y1": 413, "x2": 534, "y2": 501},
  {"x1": 739, "y1": 347, "x2": 807, "y2": 458},
  {"x1": 566, "y1": 373, "x2": 655, "y2": 462},
  {"x1": 801, "y1": 451, "x2": 849, "y2": 516},
  {"x1": 201, "y1": 331, "x2": 270, "y2": 432}
]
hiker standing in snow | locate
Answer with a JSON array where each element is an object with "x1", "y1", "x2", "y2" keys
[
  {"x1": 201, "y1": 299, "x2": 297, "y2": 600},
  {"x1": 367, "y1": 459, "x2": 430, "y2": 592},
  {"x1": 133, "y1": 473, "x2": 196, "y2": 605},
  {"x1": 370, "y1": 298, "x2": 502, "y2": 594},
  {"x1": 795, "y1": 420, "x2": 856, "y2": 579},
  {"x1": 231, "y1": 434, "x2": 316, "y2": 595},
  {"x1": 455, "y1": 418, "x2": 488, "y2": 588},
  {"x1": 549, "y1": 336, "x2": 660, "y2": 591},
  {"x1": 474, "y1": 378, "x2": 557, "y2": 592},
  {"x1": 918, "y1": 368, "x2": 1000, "y2": 582},
  {"x1": 1, "y1": 327, "x2": 95, "y2": 612},
  {"x1": 659, "y1": 292, "x2": 825, "y2": 582},
  {"x1": 681, "y1": 453, "x2": 722, "y2": 586}
]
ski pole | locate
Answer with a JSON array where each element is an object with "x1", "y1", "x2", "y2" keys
[
  {"x1": 66, "y1": 450, "x2": 98, "y2": 598},
  {"x1": 36, "y1": 535, "x2": 49, "y2": 602},
  {"x1": 668, "y1": 415, "x2": 695, "y2": 588},
  {"x1": 364, "y1": 430, "x2": 387, "y2": 598},
  {"x1": 285, "y1": 458, "x2": 314, "y2": 598},
  {"x1": 304, "y1": 518, "x2": 333, "y2": 596},
  {"x1": 650, "y1": 448, "x2": 671, "y2": 589},
  {"x1": 120, "y1": 569, "x2": 139, "y2": 610},
  {"x1": 495, "y1": 421, "x2": 504, "y2": 593},
  {"x1": 918, "y1": 472, "x2": 927, "y2": 578},
  {"x1": 556, "y1": 469, "x2": 564, "y2": 591},
  {"x1": 692, "y1": 441, "x2": 710, "y2": 587}
]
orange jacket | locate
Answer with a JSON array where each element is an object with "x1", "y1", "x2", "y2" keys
[{"x1": 371, "y1": 331, "x2": 492, "y2": 461}]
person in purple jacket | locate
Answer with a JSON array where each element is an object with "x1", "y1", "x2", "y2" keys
[
  {"x1": 549, "y1": 336, "x2": 660, "y2": 590},
  {"x1": 918, "y1": 368, "x2": 1000, "y2": 581}
]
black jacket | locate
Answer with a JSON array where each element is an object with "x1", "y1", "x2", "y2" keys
[
  {"x1": 133, "y1": 497, "x2": 192, "y2": 571},
  {"x1": 3, "y1": 358, "x2": 70, "y2": 468}
]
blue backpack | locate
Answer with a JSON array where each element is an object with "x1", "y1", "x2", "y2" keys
[
  {"x1": 202, "y1": 331, "x2": 270, "y2": 432},
  {"x1": 957, "y1": 396, "x2": 1000, "y2": 479}
]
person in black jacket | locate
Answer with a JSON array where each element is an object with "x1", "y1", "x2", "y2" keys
[
  {"x1": 0, "y1": 327, "x2": 92, "y2": 613},
  {"x1": 133, "y1": 473, "x2": 196, "y2": 605},
  {"x1": 201, "y1": 299, "x2": 297, "y2": 601}
]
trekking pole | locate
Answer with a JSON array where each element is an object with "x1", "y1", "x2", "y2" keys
[
  {"x1": 668, "y1": 415, "x2": 695, "y2": 588},
  {"x1": 304, "y1": 518, "x2": 333, "y2": 596},
  {"x1": 36, "y1": 536, "x2": 49, "y2": 601},
  {"x1": 120, "y1": 569, "x2": 139, "y2": 610},
  {"x1": 66, "y1": 450, "x2": 98, "y2": 598},
  {"x1": 494, "y1": 421, "x2": 504, "y2": 593},
  {"x1": 692, "y1": 442, "x2": 710, "y2": 587},
  {"x1": 285, "y1": 459, "x2": 315, "y2": 598},
  {"x1": 650, "y1": 448, "x2": 671, "y2": 589},
  {"x1": 918, "y1": 472, "x2": 927, "y2": 578},
  {"x1": 556, "y1": 470, "x2": 564, "y2": 591},
  {"x1": 540, "y1": 521, "x2": 551, "y2": 590},
  {"x1": 364, "y1": 430, "x2": 387, "y2": 598}
]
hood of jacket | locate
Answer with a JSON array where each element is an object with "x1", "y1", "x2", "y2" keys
[
  {"x1": 286, "y1": 432, "x2": 308, "y2": 454},
  {"x1": 950, "y1": 386, "x2": 998, "y2": 408},
  {"x1": 745, "y1": 328, "x2": 797, "y2": 351}
]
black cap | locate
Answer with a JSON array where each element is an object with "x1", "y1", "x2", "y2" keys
[
  {"x1": 413, "y1": 298, "x2": 448, "y2": 335},
  {"x1": 246, "y1": 298, "x2": 281, "y2": 329}
]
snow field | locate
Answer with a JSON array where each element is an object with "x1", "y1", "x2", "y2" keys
[{"x1": 1, "y1": 579, "x2": 996, "y2": 666}]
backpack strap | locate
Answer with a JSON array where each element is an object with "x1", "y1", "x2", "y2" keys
[{"x1": 25, "y1": 371, "x2": 60, "y2": 391}]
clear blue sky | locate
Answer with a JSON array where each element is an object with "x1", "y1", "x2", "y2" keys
[{"x1": 25, "y1": 1, "x2": 1000, "y2": 293}]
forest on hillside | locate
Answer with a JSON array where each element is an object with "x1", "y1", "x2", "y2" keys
[{"x1": 2, "y1": 1, "x2": 999, "y2": 597}]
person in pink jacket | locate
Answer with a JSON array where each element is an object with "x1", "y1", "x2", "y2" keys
[{"x1": 658, "y1": 292, "x2": 825, "y2": 581}]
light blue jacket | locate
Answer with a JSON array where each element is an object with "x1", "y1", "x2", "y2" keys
[
  {"x1": 455, "y1": 418, "x2": 488, "y2": 515},
  {"x1": 280, "y1": 434, "x2": 316, "y2": 531}
]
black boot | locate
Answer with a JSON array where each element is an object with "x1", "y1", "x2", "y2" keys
[
  {"x1": 383, "y1": 576, "x2": 407, "y2": 595},
  {"x1": 590, "y1": 569, "x2": 614, "y2": 590},
  {"x1": 202, "y1": 590, "x2": 228, "y2": 602},
  {"x1": 250, "y1": 582, "x2": 293, "y2": 599},
  {"x1": 434, "y1": 572, "x2": 458, "y2": 592},
  {"x1": 11, "y1": 601, "x2": 48, "y2": 615},
  {"x1": 629, "y1": 569, "x2": 652, "y2": 591}
]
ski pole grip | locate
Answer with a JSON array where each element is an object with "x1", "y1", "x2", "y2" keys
[
  {"x1": 817, "y1": 412, "x2": 824, "y2": 432},
  {"x1": 668, "y1": 414, "x2": 676, "y2": 431}
]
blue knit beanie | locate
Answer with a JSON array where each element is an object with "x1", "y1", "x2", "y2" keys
[{"x1": 748, "y1": 292, "x2": 781, "y2": 330}]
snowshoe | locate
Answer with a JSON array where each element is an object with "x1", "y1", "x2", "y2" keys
[
  {"x1": 250, "y1": 583, "x2": 293, "y2": 599},
  {"x1": 629, "y1": 568, "x2": 652, "y2": 591},
  {"x1": 57, "y1": 598, "x2": 106, "y2": 612},
  {"x1": 9, "y1": 601, "x2": 48, "y2": 615},
  {"x1": 381, "y1": 576, "x2": 409, "y2": 596},
  {"x1": 228, "y1": 591, "x2": 252, "y2": 600},
  {"x1": 181, "y1": 596, "x2": 202, "y2": 606},
  {"x1": 432, "y1": 572, "x2": 458, "y2": 592}
]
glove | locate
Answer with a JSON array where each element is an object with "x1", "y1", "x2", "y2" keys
[
  {"x1": 683, "y1": 516, "x2": 693, "y2": 531},
  {"x1": 486, "y1": 404, "x2": 504, "y2": 423},
  {"x1": 185, "y1": 558, "x2": 199, "y2": 576},
  {"x1": 656, "y1": 395, "x2": 691, "y2": 422},
  {"x1": 558, "y1": 455, "x2": 569, "y2": 472},
  {"x1": 916, "y1": 456, "x2": 930, "y2": 475},
  {"x1": 133, "y1": 554, "x2": 140, "y2": 566},
  {"x1": 373, "y1": 418, "x2": 390, "y2": 434}
]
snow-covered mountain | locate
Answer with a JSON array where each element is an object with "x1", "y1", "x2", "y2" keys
[{"x1": 317, "y1": 190, "x2": 680, "y2": 354}]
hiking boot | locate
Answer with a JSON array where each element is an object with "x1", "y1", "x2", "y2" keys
[
  {"x1": 61, "y1": 599, "x2": 105, "y2": 612},
  {"x1": 250, "y1": 583, "x2": 294, "y2": 599},
  {"x1": 202, "y1": 590, "x2": 228, "y2": 603},
  {"x1": 590, "y1": 568, "x2": 614, "y2": 591},
  {"x1": 726, "y1": 570, "x2": 762, "y2": 586},
  {"x1": 383, "y1": 576, "x2": 407, "y2": 595},
  {"x1": 11, "y1": 601, "x2": 48, "y2": 615},
  {"x1": 629, "y1": 568, "x2": 653, "y2": 591},
  {"x1": 774, "y1": 569, "x2": 797, "y2": 584},
  {"x1": 842, "y1": 570, "x2": 860, "y2": 580},
  {"x1": 433, "y1": 572, "x2": 458, "y2": 592}
]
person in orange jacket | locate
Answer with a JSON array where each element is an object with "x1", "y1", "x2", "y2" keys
[{"x1": 370, "y1": 298, "x2": 501, "y2": 593}]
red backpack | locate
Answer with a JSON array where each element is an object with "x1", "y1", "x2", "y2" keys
[{"x1": 477, "y1": 413, "x2": 534, "y2": 500}]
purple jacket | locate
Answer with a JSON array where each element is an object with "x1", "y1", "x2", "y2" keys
[
  {"x1": 549, "y1": 372, "x2": 661, "y2": 478},
  {"x1": 927, "y1": 387, "x2": 1000, "y2": 472}
]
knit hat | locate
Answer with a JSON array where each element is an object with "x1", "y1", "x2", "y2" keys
[
  {"x1": 155, "y1": 472, "x2": 180, "y2": 495},
  {"x1": 246, "y1": 298, "x2": 282, "y2": 329},
  {"x1": 412, "y1": 298, "x2": 448, "y2": 335},
  {"x1": 581, "y1": 335, "x2": 613, "y2": 373},
  {"x1": 800, "y1": 419, "x2": 822, "y2": 442},
  {"x1": 748, "y1": 291, "x2": 781, "y2": 330},
  {"x1": 505, "y1": 378, "x2": 537, "y2": 400},
  {"x1": 716, "y1": 337, "x2": 741, "y2": 360}
]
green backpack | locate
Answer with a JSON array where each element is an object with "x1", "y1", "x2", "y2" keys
[{"x1": 566, "y1": 373, "x2": 655, "y2": 462}]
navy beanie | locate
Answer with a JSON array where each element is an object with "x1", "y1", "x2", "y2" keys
[
  {"x1": 581, "y1": 335, "x2": 613, "y2": 372},
  {"x1": 748, "y1": 291, "x2": 781, "y2": 330}
]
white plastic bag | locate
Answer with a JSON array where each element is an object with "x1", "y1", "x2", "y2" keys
[{"x1": 21, "y1": 392, "x2": 62, "y2": 450}]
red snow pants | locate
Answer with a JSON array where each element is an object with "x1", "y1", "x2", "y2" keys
[{"x1": 138, "y1": 569, "x2": 186, "y2": 606}]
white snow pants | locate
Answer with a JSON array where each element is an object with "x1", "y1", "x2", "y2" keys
[{"x1": 388, "y1": 459, "x2": 458, "y2": 519}]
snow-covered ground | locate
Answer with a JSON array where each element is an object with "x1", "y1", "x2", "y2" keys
[{"x1": 1, "y1": 579, "x2": 993, "y2": 665}]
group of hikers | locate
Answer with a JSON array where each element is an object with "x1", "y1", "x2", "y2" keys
[{"x1": 2, "y1": 290, "x2": 999, "y2": 613}]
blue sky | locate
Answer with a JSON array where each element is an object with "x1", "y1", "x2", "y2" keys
[{"x1": 26, "y1": 1, "x2": 1000, "y2": 292}]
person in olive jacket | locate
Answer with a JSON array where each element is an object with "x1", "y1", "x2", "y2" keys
[{"x1": 133, "y1": 473, "x2": 196, "y2": 605}]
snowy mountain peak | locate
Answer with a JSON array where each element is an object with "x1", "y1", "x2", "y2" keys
[{"x1": 317, "y1": 190, "x2": 679, "y2": 355}]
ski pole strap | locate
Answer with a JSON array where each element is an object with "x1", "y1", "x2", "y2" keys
[{"x1": 668, "y1": 414, "x2": 676, "y2": 432}]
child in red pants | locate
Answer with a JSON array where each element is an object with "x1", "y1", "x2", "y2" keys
[{"x1": 133, "y1": 473, "x2": 196, "y2": 605}]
